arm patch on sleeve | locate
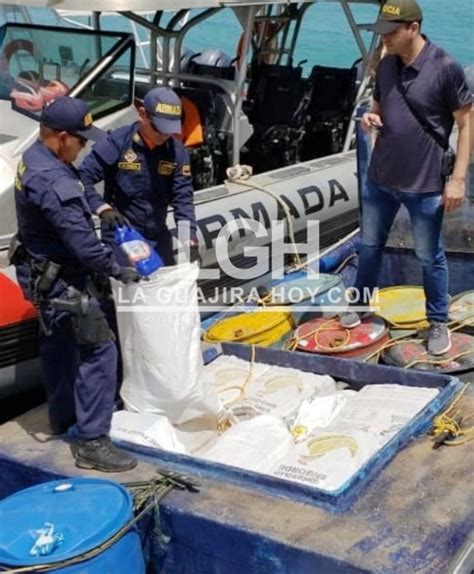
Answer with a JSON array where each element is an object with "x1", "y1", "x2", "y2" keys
[{"x1": 182, "y1": 164, "x2": 191, "y2": 176}]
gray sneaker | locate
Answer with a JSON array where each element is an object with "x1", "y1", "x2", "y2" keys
[
  {"x1": 427, "y1": 322, "x2": 451, "y2": 356},
  {"x1": 339, "y1": 311, "x2": 361, "y2": 329}
]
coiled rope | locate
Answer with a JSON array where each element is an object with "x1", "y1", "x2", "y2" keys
[{"x1": 431, "y1": 383, "x2": 474, "y2": 447}]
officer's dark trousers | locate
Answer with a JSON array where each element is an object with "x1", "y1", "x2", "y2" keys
[
  {"x1": 39, "y1": 297, "x2": 117, "y2": 439},
  {"x1": 16, "y1": 266, "x2": 118, "y2": 438}
]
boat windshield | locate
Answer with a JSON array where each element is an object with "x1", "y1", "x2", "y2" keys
[{"x1": 0, "y1": 22, "x2": 134, "y2": 120}]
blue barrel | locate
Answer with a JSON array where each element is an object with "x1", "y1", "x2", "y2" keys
[{"x1": 0, "y1": 477, "x2": 145, "y2": 573}]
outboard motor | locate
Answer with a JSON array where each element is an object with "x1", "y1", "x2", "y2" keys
[
  {"x1": 180, "y1": 46, "x2": 196, "y2": 76},
  {"x1": 188, "y1": 48, "x2": 236, "y2": 81}
]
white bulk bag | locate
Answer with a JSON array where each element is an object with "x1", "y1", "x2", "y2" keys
[
  {"x1": 113, "y1": 262, "x2": 221, "y2": 424},
  {"x1": 110, "y1": 411, "x2": 186, "y2": 453},
  {"x1": 199, "y1": 414, "x2": 293, "y2": 473}
]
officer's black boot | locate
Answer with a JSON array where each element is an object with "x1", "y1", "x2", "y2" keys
[{"x1": 71, "y1": 435, "x2": 137, "y2": 472}]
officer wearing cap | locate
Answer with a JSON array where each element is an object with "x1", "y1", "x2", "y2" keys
[
  {"x1": 339, "y1": 0, "x2": 471, "y2": 357},
  {"x1": 79, "y1": 86, "x2": 198, "y2": 265},
  {"x1": 13, "y1": 96, "x2": 140, "y2": 472}
]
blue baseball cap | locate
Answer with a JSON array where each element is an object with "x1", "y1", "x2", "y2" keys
[
  {"x1": 143, "y1": 87, "x2": 182, "y2": 135},
  {"x1": 41, "y1": 96, "x2": 105, "y2": 141}
]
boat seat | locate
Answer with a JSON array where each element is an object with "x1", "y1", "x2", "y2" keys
[
  {"x1": 243, "y1": 63, "x2": 308, "y2": 172},
  {"x1": 301, "y1": 65, "x2": 357, "y2": 160},
  {"x1": 306, "y1": 64, "x2": 357, "y2": 119},
  {"x1": 245, "y1": 63, "x2": 305, "y2": 128}
]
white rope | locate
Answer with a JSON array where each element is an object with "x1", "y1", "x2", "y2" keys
[{"x1": 225, "y1": 165, "x2": 302, "y2": 266}]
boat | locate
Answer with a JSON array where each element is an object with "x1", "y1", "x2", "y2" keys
[{"x1": 0, "y1": 3, "x2": 473, "y2": 571}]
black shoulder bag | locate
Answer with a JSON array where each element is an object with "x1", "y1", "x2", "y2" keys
[{"x1": 398, "y1": 81, "x2": 456, "y2": 178}]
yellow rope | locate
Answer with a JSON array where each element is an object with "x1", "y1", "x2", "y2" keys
[
  {"x1": 450, "y1": 312, "x2": 474, "y2": 332},
  {"x1": 403, "y1": 350, "x2": 474, "y2": 370},
  {"x1": 431, "y1": 384, "x2": 474, "y2": 447},
  {"x1": 216, "y1": 344, "x2": 256, "y2": 407},
  {"x1": 289, "y1": 319, "x2": 372, "y2": 353},
  {"x1": 362, "y1": 333, "x2": 423, "y2": 363},
  {"x1": 313, "y1": 319, "x2": 352, "y2": 351}
]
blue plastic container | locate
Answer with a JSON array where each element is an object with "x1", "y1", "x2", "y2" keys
[
  {"x1": 0, "y1": 477, "x2": 145, "y2": 573},
  {"x1": 115, "y1": 225, "x2": 164, "y2": 277}
]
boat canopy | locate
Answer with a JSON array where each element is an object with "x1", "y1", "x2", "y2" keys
[{"x1": 1, "y1": 0, "x2": 382, "y2": 11}]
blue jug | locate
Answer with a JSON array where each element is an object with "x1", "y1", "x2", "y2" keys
[{"x1": 115, "y1": 225, "x2": 164, "y2": 277}]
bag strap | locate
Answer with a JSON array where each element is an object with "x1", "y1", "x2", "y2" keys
[{"x1": 397, "y1": 77, "x2": 449, "y2": 150}]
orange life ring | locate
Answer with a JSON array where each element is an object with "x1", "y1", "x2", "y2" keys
[
  {"x1": 3, "y1": 38, "x2": 34, "y2": 62},
  {"x1": 236, "y1": 21, "x2": 279, "y2": 69}
]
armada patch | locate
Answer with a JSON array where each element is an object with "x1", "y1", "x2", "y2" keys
[
  {"x1": 158, "y1": 160, "x2": 177, "y2": 175},
  {"x1": 118, "y1": 162, "x2": 141, "y2": 171},
  {"x1": 155, "y1": 103, "x2": 181, "y2": 116}
]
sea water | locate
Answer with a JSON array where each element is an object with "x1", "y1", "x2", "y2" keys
[
  {"x1": 3, "y1": 0, "x2": 472, "y2": 71},
  {"x1": 185, "y1": 0, "x2": 473, "y2": 70}
]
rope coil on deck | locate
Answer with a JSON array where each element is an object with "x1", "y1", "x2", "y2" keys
[{"x1": 431, "y1": 383, "x2": 474, "y2": 447}]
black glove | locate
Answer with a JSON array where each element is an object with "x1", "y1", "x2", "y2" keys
[
  {"x1": 115, "y1": 266, "x2": 141, "y2": 284},
  {"x1": 100, "y1": 208, "x2": 129, "y2": 228}
]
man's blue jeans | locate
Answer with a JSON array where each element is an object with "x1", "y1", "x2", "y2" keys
[{"x1": 354, "y1": 178, "x2": 448, "y2": 323}]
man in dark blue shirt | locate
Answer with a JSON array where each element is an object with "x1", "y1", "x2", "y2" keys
[
  {"x1": 79, "y1": 87, "x2": 198, "y2": 266},
  {"x1": 13, "y1": 96, "x2": 139, "y2": 472},
  {"x1": 340, "y1": 0, "x2": 471, "y2": 356}
]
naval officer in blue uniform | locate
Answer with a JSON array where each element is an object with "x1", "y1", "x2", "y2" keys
[
  {"x1": 13, "y1": 96, "x2": 139, "y2": 472},
  {"x1": 79, "y1": 87, "x2": 199, "y2": 265}
]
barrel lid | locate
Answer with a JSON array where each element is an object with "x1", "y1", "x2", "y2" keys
[
  {"x1": 383, "y1": 332, "x2": 474, "y2": 373},
  {"x1": 204, "y1": 308, "x2": 292, "y2": 342},
  {"x1": 0, "y1": 478, "x2": 133, "y2": 566},
  {"x1": 376, "y1": 286, "x2": 426, "y2": 327},
  {"x1": 294, "y1": 316, "x2": 388, "y2": 354}
]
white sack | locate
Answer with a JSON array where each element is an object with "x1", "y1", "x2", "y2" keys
[
  {"x1": 290, "y1": 391, "x2": 356, "y2": 442},
  {"x1": 273, "y1": 429, "x2": 380, "y2": 491},
  {"x1": 110, "y1": 410, "x2": 186, "y2": 453},
  {"x1": 199, "y1": 414, "x2": 293, "y2": 473},
  {"x1": 113, "y1": 263, "x2": 221, "y2": 424},
  {"x1": 203, "y1": 355, "x2": 336, "y2": 421}
]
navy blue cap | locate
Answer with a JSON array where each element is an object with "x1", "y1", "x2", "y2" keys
[
  {"x1": 143, "y1": 87, "x2": 182, "y2": 135},
  {"x1": 41, "y1": 96, "x2": 105, "y2": 141}
]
